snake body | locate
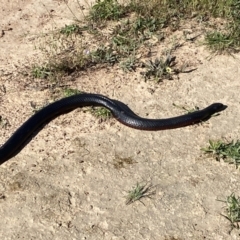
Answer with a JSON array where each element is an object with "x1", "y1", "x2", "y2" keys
[{"x1": 0, "y1": 93, "x2": 225, "y2": 164}]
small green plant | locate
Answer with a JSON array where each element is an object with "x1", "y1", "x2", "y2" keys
[
  {"x1": 31, "y1": 65, "x2": 52, "y2": 79},
  {"x1": 111, "y1": 20, "x2": 142, "y2": 55},
  {"x1": 120, "y1": 55, "x2": 137, "y2": 72},
  {"x1": 89, "y1": 0, "x2": 125, "y2": 21},
  {"x1": 34, "y1": 33, "x2": 90, "y2": 81},
  {"x1": 60, "y1": 24, "x2": 82, "y2": 36},
  {"x1": 141, "y1": 55, "x2": 176, "y2": 82},
  {"x1": 90, "y1": 107, "x2": 112, "y2": 120},
  {"x1": 125, "y1": 182, "x2": 156, "y2": 205},
  {"x1": 204, "y1": 31, "x2": 235, "y2": 53},
  {"x1": 91, "y1": 46, "x2": 118, "y2": 65},
  {"x1": 63, "y1": 88, "x2": 82, "y2": 97},
  {"x1": 218, "y1": 193, "x2": 240, "y2": 232},
  {"x1": 202, "y1": 140, "x2": 240, "y2": 168},
  {"x1": 133, "y1": 16, "x2": 163, "y2": 35},
  {"x1": 112, "y1": 35, "x2": 139, "y2": 55}
]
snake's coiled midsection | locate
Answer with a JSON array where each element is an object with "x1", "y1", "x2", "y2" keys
[{"x1": 0, "y1": 93, "x2": 225, "y2": 164}]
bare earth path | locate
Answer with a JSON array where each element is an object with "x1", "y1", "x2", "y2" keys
[{"x1": 1, "y1": 1, "x2": 240, "y2": 239}]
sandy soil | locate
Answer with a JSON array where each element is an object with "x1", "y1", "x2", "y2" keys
[{"x1": 1, "y1": 1, "x2": 240, "y2": 239}]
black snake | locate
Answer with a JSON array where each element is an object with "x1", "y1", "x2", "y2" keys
[{"x1": 0, "y1": 93, "x2": 226, "y2": 164}]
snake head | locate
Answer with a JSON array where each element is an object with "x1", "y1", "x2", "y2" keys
[{"x1": 209, "y1": 103, "x2": 227, "y2": 114}]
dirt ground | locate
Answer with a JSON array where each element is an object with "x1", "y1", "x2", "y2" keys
[{"x1": 1, "y1": 1, "x2": 240, "y2": 239}]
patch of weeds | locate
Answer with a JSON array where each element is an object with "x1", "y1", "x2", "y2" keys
[
  {"x1": 141, "y1": 55, "x2": 176, "y2": 82},
  {"x1": 128, "y1": 0, "x2": 240, "y2": 53},
  {"x1": 111, "y1": 19, "x2": 146, "y2": 55},
  {"x1": 204, "y1": 31, "x2": 235, "y2": 53},
  {"x1": 132, "y1": 16, "x2": 164, "y2": 35},
  {"x1": 31, "y1": 65, "x2": 52, "y2": 79},
  {"x1": 60, "y1": 24, "x2": 82, "y2": 36},
  {"x1": 89, "y1": 0, "x2": 125, "y2": 22},
  {"x1": 126, "y1": 0, "x2": 184, "y2": 29},
  {"x1": 90, "y1": 107, "x2": 112, "y2": 121},
  {"x1": 35, "y1": 33, "x2": 90, "y2": 81},
  {"x1": 120, "y1": 55, "x2": 137, "y2": 72},
  {"x1": 109, "y1": 16, "x2": 164, "y2": 64},
  {"x1": 90, "y1": 46, "x2": 118, "y2": 65},
  {"x1": 63, "y1": 88, "x2": 82, "y2": 97},
  {"x1": 202, "y1": 140, "x2": 240, "y2": 168},
  {"x1": 111, "y1": 22, "x2": 140, "y2": 55},
  {"x1": 112, "y1": 35, "x2": 139, "y2": 55},
  {"x1": 203, "y1": 1, "x2": 240, "y2": 53},
  {"x1": 218, "y1": 193, "x2": 240, "y2": 232},
  {"x1": 128, "y1": 0, "x2": 232, "y2": 21},
  {"x1": 125, "y1": 182, "x2": 156, "y2": 205}
]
